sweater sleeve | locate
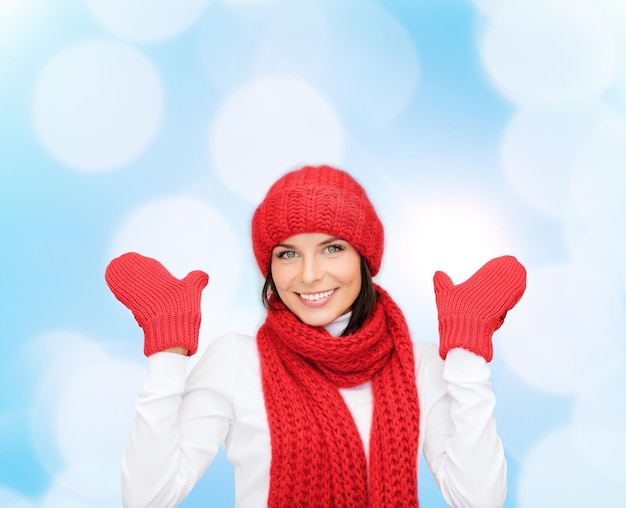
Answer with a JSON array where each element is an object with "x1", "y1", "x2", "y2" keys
[
  {"x1": 420, "y1": 346, "x2": 507, "y2": 508},
  {"x1": 121, "y1": 338, "x2": 235, "y2": 508}
]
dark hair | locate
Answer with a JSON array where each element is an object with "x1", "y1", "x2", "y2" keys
[{"x1": 261, "y1": 257, "x2": 378, "y2": 336}]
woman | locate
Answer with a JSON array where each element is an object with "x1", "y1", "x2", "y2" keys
[{"x1": 105, "y1": 165, "x2": 526, "y2": 507}]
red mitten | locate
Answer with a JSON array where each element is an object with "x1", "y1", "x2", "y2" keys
[
  {"x1": 433, "y1": 255, "x2": 526, "y2": 362},
  {"x1": 105, "y1": 252, "x2": 209, "y2": 356}
]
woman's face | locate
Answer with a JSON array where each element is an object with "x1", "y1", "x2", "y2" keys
[{"x1": 270, "y1": 232, "x2": 362, "y2": 327}]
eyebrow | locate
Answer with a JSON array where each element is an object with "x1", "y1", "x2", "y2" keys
[
  {"x1": 320, "y1": 237, "x2": 343, "y2": 245},
  {"x1": 274, "y1": 237, "x2": 344, "y2": 250}
]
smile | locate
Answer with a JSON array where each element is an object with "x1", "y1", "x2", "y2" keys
[{"x1": 298, "y1": 289, "x2": 336, "y2": 301}]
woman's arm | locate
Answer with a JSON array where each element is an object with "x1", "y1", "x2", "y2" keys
[
  {"x1": 421, "y1": 347, "x2": 506, "y2": 508},
  {"x1": 122, "y1": 342, "x2": 234, "y2": 508},
  {"x1": 419, "y1": 256, "x2": 526, "y2": 506},
  {"x1": 105, "y1": 253, "x2": 231, "y2": 507}
]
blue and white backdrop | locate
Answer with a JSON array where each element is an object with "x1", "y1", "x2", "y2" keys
[{"x1": 1, "y1": 0, "x2": 626, "y2": 506}]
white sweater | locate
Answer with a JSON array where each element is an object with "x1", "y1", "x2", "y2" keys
[{"x1": 122, "y1": 331, "x2": 507, "y2": 508}]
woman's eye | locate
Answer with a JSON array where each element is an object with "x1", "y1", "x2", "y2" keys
[
  {"x1": 277, "y1": 250, "x2": 297, "y2": 259},
  {"x1": 326, "y1": 244, "x2": 344, "y2": 254}
]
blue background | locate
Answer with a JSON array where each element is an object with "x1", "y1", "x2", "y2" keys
[{"x1": 2, "y1": 0, "x2": 626, "y2": 506}]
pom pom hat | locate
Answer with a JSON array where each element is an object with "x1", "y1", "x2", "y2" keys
[{"x1": 252, "y1": 165, "x2": 384, "y2": 278}]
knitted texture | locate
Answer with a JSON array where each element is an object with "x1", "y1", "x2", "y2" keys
[
  {"x1": 105, "y1": 252, "x2": 209, "y2": 356},
  {"x1": 257, "y1": 285, "x2": 420, "y2": 507},
  {"x1": 252, "y1": 165, "x2": 384, "y2": 277},
  {"x1": 433, "y1": 255, "x2": 526, "y2": 362}
]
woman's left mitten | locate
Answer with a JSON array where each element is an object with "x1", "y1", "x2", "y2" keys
[{"x1": 433, "y1": 255, "x2": 526, "y2": 362}]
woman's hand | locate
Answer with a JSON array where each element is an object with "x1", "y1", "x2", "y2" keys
[
  {"x1": 105, "y1": 252, "x2": 209, "y2": 356},
  {"x1": 433, "y1": 255, "x2": 526, "y2": 362}
]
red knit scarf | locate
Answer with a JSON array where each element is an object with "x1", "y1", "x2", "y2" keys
[{"x1": 256, "y1": 285, "x2": 420, "y2": 507}]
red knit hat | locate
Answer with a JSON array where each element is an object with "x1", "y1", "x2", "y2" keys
[{"x1": 252, "y1": 165, "x2": 384, "y2": 278}]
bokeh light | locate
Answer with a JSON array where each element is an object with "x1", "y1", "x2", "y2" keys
[
  {"x1": 87, "y1": 0, "x2": 211, "y2": 42},
  {"x1": 480, "y1": 0, "x2": 617, "y2": 103},
  {"x1": 32, "y1": 39, "x2": 163, "y2": 172},
  {"x1": 111, "y1": 196, "x2": 243, "y2": 307},
  {"x1": 210, "y1": 75, "x2": 344, "y2": 204}
]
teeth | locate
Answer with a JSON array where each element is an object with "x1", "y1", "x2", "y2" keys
[{"x1": 299, "y1": 289, "x2": 335, "y2": 301}]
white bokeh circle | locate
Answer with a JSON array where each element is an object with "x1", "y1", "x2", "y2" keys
[
  {"x1": 480, "y1": 0, "x2": 617, "y2": 103},
  {"x1": 87, "y1": 0, "x2": 211, "y2": 42},
  {"x1": 252, "y1": 1, "x2": 330, "y2": 82},
  {"x1": 499, "y1": 262, "x2": 624, "y2": 394},
  {"x1": 32, "y1": 38, "x2": 163, "y2": 172},
  {"x1": 29, "y1": 332, "x2": 109, "y2": 474},
  {"x1": 111, "y1": 196, "x2": 243, "y2": 306},
  {"x1": 209, "y1": 75, "x2": 344, "y2": 204},
  {"x1": 24, "y1": 332, "x2": 144, "y2": 505},
  {"x1": 40, "y1": 462, "x2": 121, "y2": 508},
  {"x1": 501, "y1": 101, "x2": 621, "y2": 218},
  {"x1": 572, "y1": 359, "x2": 626, "y2": 485},
  {"x1": 198, "y1": 2, "x2": 330, "y2": 93},
  {"x1": 597, "y1": 0, "x2": 626, "y2": 88},
  {"x1": 518, "y1": 426, "x2": 626, "y2": 507},
  {"x1": 318, "y1": 0, "x2": 419, "y2": 128},
  {"x1": 569, "y1": 110, "x2": 626, "y2": 226},
  {"x1": 55, "y1": 358, "x2": 144, "y2": 465},
  {"x1": 564, "y1": 222, "x2": 626, "y2": 293}
]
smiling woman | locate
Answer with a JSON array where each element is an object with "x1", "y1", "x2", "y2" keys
[{"x1": 105, "y1": 164, "x2": 526, "y2": 507}]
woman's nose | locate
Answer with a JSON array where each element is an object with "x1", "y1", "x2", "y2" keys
[{"x1": 300, "y1": 256, "x2": 322, "y2": 284}]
